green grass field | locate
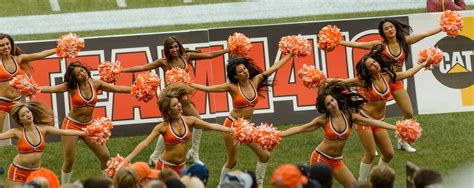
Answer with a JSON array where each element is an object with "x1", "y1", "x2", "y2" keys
[
  {"x1": 1, "y1": 2, "x2": 473, "y2": 187},
  {"x1": 0, "y1": 0, "x2": 244, "y2": 17},
  {"x1": 1, "y1": 112, "x2": 473, "y2": 187}
]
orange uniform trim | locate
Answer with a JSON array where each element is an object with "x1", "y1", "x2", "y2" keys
[
  {"x1": 8, "y1": 163, "x2": 40, "y2": 183},
  {"x1": 155, "y1": 158, "x2": 186, "y2": 176},
  {"x1": 0, "y1": 55, "x2": 21, "y2": 82},
  {"x1": 17, "y1": 127, "x2": 45, "y2": 154},
  {"x1": 310, "y1": 150, "x2": 345, "y2": 171},
  {"x1": 163, "y1": 117, "x2": 191, "y2": 146},
  {"x1": 233, "y1": 81, "x2": 258, "y2": 109},
  {"x1": 71, "y1": 79, "x2": 97, "y2": 108},
  {"x1": 323, "y1": 112, "x2": 351, "y2": 140}
]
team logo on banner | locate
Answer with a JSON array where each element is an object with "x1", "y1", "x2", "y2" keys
[{"x1": 433, "y1": 17, "x2": 474, "y2": 106}]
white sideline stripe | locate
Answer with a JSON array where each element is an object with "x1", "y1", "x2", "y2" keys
[
  {"x1": 2, "y1": 0, "x2": 474, "y2": 35},
  {"x1": 117, "y1": 0, "x2": 127, "y2": 7},
  {"x1": 49, "y1": 0, "x2": 61, "y2": 12}
]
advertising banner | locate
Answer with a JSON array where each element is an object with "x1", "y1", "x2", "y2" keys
[
  {"x1": 409, "y1": 11, "x2": 474, "y2": 114},
  {"x1": 18, "y1": 13, "x2": 466, "y2": 137}
]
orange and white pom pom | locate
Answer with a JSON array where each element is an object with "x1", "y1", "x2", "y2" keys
[
  {"x1": 279, "y1": 35, "x2": 311, "y2": 57},
  {"x1": 228, "y1": 32, "x2": 252, "y2": 56},
  {"x1": 9, "y1": 74, "x2": 39, "y2": 97},
  {"x1": 137, "y1": 72, "x2": 161, "y2": 90},
  {"x1": 440, "y1": 10, "x2": 464, "y2": 37},
  {"x1": 255, "y1": 123, "x2": 281, "y2": 151},
  {"x1": 85, "y1": 117, "x2": 113, "y2": 145},
  {"x1": 105, "y1": 154, "x2": 130, "y2": 178},
  {"x1": 165, "y1": 68, "x2": 192, "y2": 85},
  {"x1": 56, "y1": 33, "x2": 85, "y2": 58},
  {"x1": 131, "y1": 72, "x2": 161, "y2": 102},
  {"x1": 418, "y1": 47, "x2": 444, "y2": 70},
  {"x1": 298, "y1": 64, "x2": 326, "y2": 89},
  {"x1": 395, "y1": 119, "x2": 422, "y2": 145},
  {"x1": 233, "y1": 118, "x2": 256, "y2": 145},
  {"x1": 99, "y1": 61, "x2": 122, "y2": 83},
  {"x1": 318, "y1": 25, "x2": 343, "y2": 52}
]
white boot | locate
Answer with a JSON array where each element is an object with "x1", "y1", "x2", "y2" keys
[
  {"x1": 218, "y1": 166, "x2": 232, "y2": 186},
  {"x1": 149, "y1": 135, "x2": 165, "y2": 165},
  {"x1": 61, "y1": 171, "x2": 72, "y2": 185},
  {"x1": 256, "y1": 162, "x2": 268, "y2": 188},
  {"x1": 398, "y1": 140, "x2": 416, "y2": 153},
  {"x1": 186, "y1": 128, "x2": 203, "y2": 164},
  {"x1": 358, "y1": 162, "x2": 371, "y2": 182},
  {"x1": 378, "y1": 157, "x2": 389, "y2": 166}
]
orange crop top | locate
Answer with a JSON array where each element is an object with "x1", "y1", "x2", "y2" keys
[
  {"x1": 166, "y1": 55, "x2": 193, "y2": 73},
  {"x1": 323, "y1": 112, "x2": 350, "y2": 140},
  {"x1": 233, "y1": 81, "x2": 258, "y2": 109},
  {"x1": 71, "y1": 79, "x2": 97, "y2": 108},
  {"x1": 382, "y1": 43, "x2": 406, "y2": 67},
  {"x1": 163, "y1": 117, "x2": 191, "y2": 146},
  {"x1": 18, "y1": 127, "x2": 45, "y2": 154},
  {"x1": 362, "y1": 76, "x2": 391, "y2": 102},
  {"x1": 0, "y1": 55, "x2": 21, "y2": 82}
]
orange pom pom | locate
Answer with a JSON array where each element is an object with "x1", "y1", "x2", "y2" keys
[
  {"x1": 395, "y1": 119, "x2": 422, "y2": 145},
  {"x1": 9, "y1": 74, "x2": 39, "y2": 97},
  {"x1": 232, "y1": 118, "x2": 256, "y2": 145},
  {"x1": 56, "y1": 33, "x2": 85, "y2": 58},
  {"x1": 298, "y1": 64, "x2": 326, "y2": 89},
  {"x1": 440, "y1": 10, "x2": 464, "y2": 37},
  {"x1": 85, "y1": 117, "x2": 113, "y2": 145},
  {"x1": 105, "y1": 154, "x2": 130, "y2": 178},
  {"x1": 228, "y1": 32, "x2": 252, "y2": 56},
  {"x1": 279, "y1": 35, "x2": 311, "y2": 57},
  {"x1": 165, "y1": 68, "x2": 192, "y2": 85},
  {"x1": 418, "y1": 47, "x2": 444, "y2": 70},
  {"x1": 131, "y1": 72, "x2": 161, "y2": 102},
  {"x1": 318, "y1": 25, "x2": 343, "y2": 52},
  {"x1": 99, "y1": 61, "x2": 122, "y2": 83},
  {"x1": 255, "y1": 123, "x2": 281, "y2": 151}
]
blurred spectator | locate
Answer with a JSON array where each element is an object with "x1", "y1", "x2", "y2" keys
[
  {"x1": 180, "y1": 175, "x2": 205, "y2": 188},
  {"x1": 297, "y1": 164, "x2": 311, "y2": 178},
  {"x1": 272, "y1": 164, "x2": 308, "y2": 188},
  {"x1": 165, "y1": 179, "x2": 185, "y2": 188},
  {"x1": 181, "y1": 163, "x2": 209, "y2": 185},
  {"x1": 131, "y1": 162, "x2": 160, "y2": 185},
  {"x1": 83, "y1": 176, "x2": 113, "y2": 188},
  {"x1": 143, "y1": 180, "x2": 167, "y2": 188},
  {"x1": 114, "y1": 167, "x2": 139, "y2": 188},
  {"x1": 0, "y1": 180, "x2": 3, "y2": 188},
  {"x1": 427, "y1": 0, "x2": 466, "y2": 12},
  {"x1": 29, "y1": 177, "x2": 49, "y2": 188},
  {"x1": 158, "y1": 169, "x2": 180, "y2": 182},
  {"x1": 220, "y1": 170, "x2": 256, "y2": 188},
  {"x1": 351, "y1": 181, "x2": 372, "y2": 188},
  {"x1": 369, "y1": 165, "x2": 395, "y2": 188},
  {"x1": 309, "y1": 164, "x2": 332, "y2": 188},
  {"x1": 297, "y1": 164, "x2": 321, "y2": 188},
  {"x1": 304, "y1": 180, "x2": 322, "y2": 188},
  {"x1": 26, "y1": 168, "x2": 60, "y2": 188},
  {"x1": 413, "y1": 168, "x2": 443, "y2": 188}
]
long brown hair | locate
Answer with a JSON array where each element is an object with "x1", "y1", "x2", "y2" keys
[
  {"x1": 163, "y1": 36, "x2": 186, "y2": 65},
  {"x1": 10, "y1": 101, "x2": 53, "y2": 127},
  {"x1": 378, "y1": 18, "x2": 412, "y2": 62},
  {"x1": 316, "y1": 81, "x2": 367, "y2": 127},
  {"x1": 158, "y1": 83, "x2": 193, "y2": 121},
  {"x1": 64, "y1": 61, "x2": 92, "y2": 90},
  {"x1": 0, "y1": 33, "x2": 25, "y2": 56},
  {"x1": 0, "y1": 33, "x2": 33, "y2": 73},
  {"x1": 226, "y1": 56, "x2": 268, "y2": 97}
]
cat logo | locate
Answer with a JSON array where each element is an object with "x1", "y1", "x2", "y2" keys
[{"x1": 433, "y1": 17, "x2": 474, "y2": 106}]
